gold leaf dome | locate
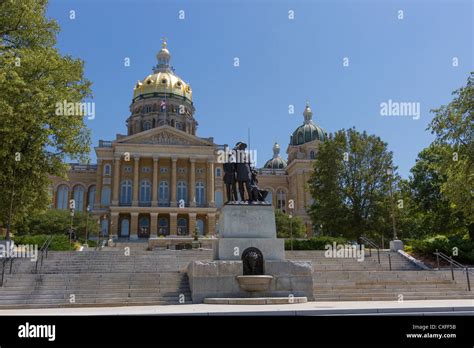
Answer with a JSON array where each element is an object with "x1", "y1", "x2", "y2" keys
[{"x1": 132, "y1": 39, "x2": 193, "y2": 102}]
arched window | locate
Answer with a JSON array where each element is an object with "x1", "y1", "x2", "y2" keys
[
  {"x1": 120, "y1": 180, "x2": 132, "y2": 205},
  {"x1": 139, "y1": 180, "x2": 151, "y2": 205},
  {"x1": 215, "y1": 190, "x2": 223, "y2": 208},
  {"x1": 310, "y1": 150, "x2": 316, "y2": 159},
  {"x1": 195, "y1": 182, "x2": 205, "y2": 207},
  {"x1": 196, "y1": 219, "x2": 205, "y2": 235},
  {"x1": 120, "y1": 219, "x2": 130, "y2": 237},
  {"x1": 73, "y1": 185, "x2": 85, "y2": 212},
  {"x1": 158, "y1": 181, "x2": 169, "y2": 206},
  {"x1": 177, "y1": 181, "x2": 187, "y2": 205},
  {"x1": 138, "y1": 217, "x2": 150, "y2": 238},
  {"x1": 177, "y1": 218, "x2": 187, "y2": 235},
  {"x1": 158, "y1": 217, "x2": 169, "y2": 236},
  {"x1": 265, "y1": 190, "x2": 273, "y2": 205},
  {"x1": 87, "y1": 185, "x2": 96, "y2": 209},
  {"x1": 56, "y1": 185, "x2": 69, "y2": 210},
  {"x1": 103, "y1": 164, "x2": 111, "y2": 176},
  {"x1": 215, "y1": 168, "x2": 222, "y2": 177},
  {"x1": 277, "y1": 189, "x2": 286, "y2": 211},
  {"x1": 143, "y1": 121, "x2": 152, "y2": 131},
  {"x1": 101, "y1": 186, "x2": 111, "y2": 206}
]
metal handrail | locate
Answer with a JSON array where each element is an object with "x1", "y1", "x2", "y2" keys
[
  {"x1": 35, "y1": 235, "x2": 53, "y2": 274},
  {"x1": 359, "y1": 235, "x2": 381, "y2": 264},
  {"x1": 1, "y1": 257, "x2": 10, "y2": 287},
  {"x1": 434, "y1": 249, "x2": 472, "y2": 291}
]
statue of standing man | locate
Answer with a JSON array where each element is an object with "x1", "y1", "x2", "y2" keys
[
  {"x1": 223, "y1": 152, "x2": 237, "y2": 203},
  {"x1": 235, "y1": 142, "x2": 252, "y2": 202}
]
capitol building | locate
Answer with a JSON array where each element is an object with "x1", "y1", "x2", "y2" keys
[{"x1": 49, "y1": 41, "x2": 327, "y2": 239}]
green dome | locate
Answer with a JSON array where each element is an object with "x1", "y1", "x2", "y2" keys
[
  {"x1": 290, "y1": 102, "x2": 327, "y2": 145},
  {"x1": 264, "y1": 143, "x2": 287, "y2": 169}
]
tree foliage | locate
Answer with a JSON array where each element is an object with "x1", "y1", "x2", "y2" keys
[
  {"x1": 15, "y1": 209, "x2": 99, "y2": 240},
  {"x1": 0, "y1": 0, "x2": 92, "y2": 234},
  {"x1": 308, "y1": 128, "x2": 395, "y2": 240},
  {"x1": 428, "y1": 72, "x2": 473, "y2": 238},
  {"x1": 397, "y1": 145, "x2": 465, "y2": 239}
]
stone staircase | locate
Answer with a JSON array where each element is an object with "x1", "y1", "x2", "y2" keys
[
  {"x1": 1, "y1": 247, "x2": 472, "y2": 308},
  {"x1": 0, "y1": 249, "x2": 212, "y2": 309},
  {"x1": 285, "y1": 250, "x2": 474, "y2": 301}
]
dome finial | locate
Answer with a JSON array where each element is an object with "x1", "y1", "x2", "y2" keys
[
  {"x1": 303, "y1": 101, "x2": 313, "y2": 124},
  {"x1": 161, "y1": 37, "x2": 167, "y2": 49}
]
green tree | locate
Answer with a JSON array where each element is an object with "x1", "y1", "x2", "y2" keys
[
  {"x1": 429, "y1": 72, "x2": 473, "y2": 239},
  {"x1": 397, "y1": 145, "x2": 465, "y2": 239},
  {"x1": 308, "y1": 128, "x2": 395, "y2": 240},
  {"x1": 0, "y1": 0, "x2": 92, "y2": 239},
  {"x1": 275, "y1": 209, "x2": 306, "y2": 238}
]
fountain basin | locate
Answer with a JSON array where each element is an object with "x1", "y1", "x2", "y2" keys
[{"x1": 236, "y1": 275, "x2": 273, "y2": 292}]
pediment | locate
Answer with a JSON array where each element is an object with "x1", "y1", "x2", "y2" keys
[{"x1": 115, "y1": 126, "x2": 214, "y2": 146}]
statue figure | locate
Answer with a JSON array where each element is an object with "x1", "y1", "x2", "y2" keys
[
  {"x1": 223, "y1": 152, "x2": 237, "y2": 203},
  {"x1": 235, "y1": 142, "x2": 252, "y2": 202},
  {"x1": 249, "y1": 169, "x2": 269, "y2": 203}
]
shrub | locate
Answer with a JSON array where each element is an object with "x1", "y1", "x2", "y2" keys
[
  {"x1": 285, "y1": 236, "x2": 348, "y2": 250},
  {"x1": 15, "y1": 209, "x2": 99, "y2": 239},
  {"x1": 411, "y1": 234, "x2": 474, "y2": 264},
  {"x1": 12, "y1": 234, "x2": 75, "y2": 251}
]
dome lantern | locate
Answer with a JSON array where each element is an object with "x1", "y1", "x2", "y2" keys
[
  {"x1": 154, "y1": 37, "x2": 171, "y2": 73},
  {"x1": 272, "y1": 142, "x2": 281, "y2": 158},
  {"x1": 303, "y1": 100, "x2": 313, "y2": 124}
]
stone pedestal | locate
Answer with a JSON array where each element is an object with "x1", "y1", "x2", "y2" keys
[
  {"x1": 187, "y1": 204, "x2": 314, "y2": 303},
  {"x1": 390, "y1": 239, "x2": 404, "y2": 251},
  {"x1": 214, "y1": 205, "x2": 284, "y2": 261}
]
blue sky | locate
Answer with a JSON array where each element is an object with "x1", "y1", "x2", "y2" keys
[{"x1": 47, "y1": 0, "x2": 473, "y2": 177}]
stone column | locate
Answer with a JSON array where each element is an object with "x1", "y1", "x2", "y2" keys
[
  {"x1": 206, "y1": 159, "x2": 215, "y2": 207},
  {"x1": 110, "y1": 212, "x2": 119, "y2": 239},
  {"x1": 169, "y1": 212, "x2": 177, "y2": 236},
  {"x1": 188, "y1": 212, "x2": 197, "y2": 236},
  {"x1": 132, "y1": 156, "x2": 140, "y2": 206},
  {"x1": 112, "y1": 157, "x2": 120, "y2": 206},
  {"x1": 130, "y1": 212, "x2": 139, "y2": 240},
  {"x1": 296, "y1": 172, "x2": 304, "y2": 213},
  {"x1": 94, "y1": 160, "x2": 103, "y2": 209},
  {"x1": 189, "y1": 157, "x2": 196, "y2": 207},
  {"x1": 150, "y1": 212, "x2": 158, "y2": 239},
  {"x1": 207, "y1": 213, "x2": 216, "y2": 235},
  {"x1": 170, "y1": 156, "x2": 177, "y2": 207},
  {"x1": 151, "y1": 156, "x2": 159, "y2": 207}
]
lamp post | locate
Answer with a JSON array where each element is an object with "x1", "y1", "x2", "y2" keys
[
  {"x1": 289, "y1": 211, "x2": 294, "y2": 251},
  {"x1": 69, "y1": 208, "x2": 75, "y2": 244},
  {"x1": 85, "y1": 205, "x2": 90, "y2": 246},
  {"x1": 5, "y1": 165, "x2": 16, "y2": 241},
  {"x1": 386, "y1": 166, "x2": 397, "y2": 240},
  {"x1": 96, "y1": 219, "x2": 101, "y2": 249}
]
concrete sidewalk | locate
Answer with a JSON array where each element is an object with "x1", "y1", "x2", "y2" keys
[{"x1": 0, "y1": 299, "x2": 472, "y2": 316}]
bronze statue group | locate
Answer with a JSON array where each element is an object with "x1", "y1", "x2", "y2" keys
[{"x1": 223, "y1": 142, "x2": 269, "y2": 204}]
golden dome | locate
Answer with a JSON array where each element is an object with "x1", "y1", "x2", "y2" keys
[{"x1": 133, "y1": 39, "x2": 193, "y2": 102}]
